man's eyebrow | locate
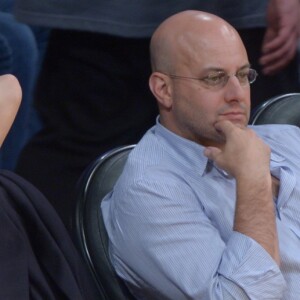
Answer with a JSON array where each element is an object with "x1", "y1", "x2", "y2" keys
[
  {"x1": 201, "y1": 67, "x2": 225, "y2": 73},
  {"x1": 202, "y1": 64, "x2": 251, "y2": 73},
  {"x1": 203, "y1": 63, "x2": 251, "y2": 71},
  {"x1": 238, "y1": 64, "x2": 251, "y2": 71}
]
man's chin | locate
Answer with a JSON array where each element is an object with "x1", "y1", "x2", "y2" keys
[
  {"x1": 215, "y1": 118, "x2": 247, "y2": 129},
  {"x1": 230, "y1": 119, "x2": 247, "y2": 129}
]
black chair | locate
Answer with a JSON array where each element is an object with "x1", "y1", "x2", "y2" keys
[
  {"x1": 74, "y1": 145, "x2": 136, "y2": 300},
  {"x1": 250, "y1": 93, "x2": 300, "y2": 126}
]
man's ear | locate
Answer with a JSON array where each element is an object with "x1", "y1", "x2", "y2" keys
[{"x1": 149, "y1": 72, "x2": 173, "y2": 109}]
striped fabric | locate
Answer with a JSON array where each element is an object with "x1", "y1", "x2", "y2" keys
[{"x1": 102, "y1": 119, "x2": 300, "y2": 300}]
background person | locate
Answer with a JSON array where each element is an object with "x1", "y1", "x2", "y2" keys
[
  {"x1": 0, "y1": 1, "x2": 38, "y2": 170},
  {"x1": 0, "y1": 74, "x2": 99, "y2": 299}
]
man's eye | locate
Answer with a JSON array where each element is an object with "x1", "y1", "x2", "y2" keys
[
  {"x1": 202, "y1": 74, "x2": 225, "y2": 86},
  {"x1": 237, "y1": 72, "x2": 249, "y2": 82}
]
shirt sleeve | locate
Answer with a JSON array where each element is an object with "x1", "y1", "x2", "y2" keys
[{"x1": 104, "y1": 176, "x2": 286, "y2": 300}]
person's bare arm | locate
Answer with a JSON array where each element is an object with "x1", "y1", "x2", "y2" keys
[
  {"x1": 0, "y1": 74, "x2": 22, "y2": 146},
  {"x1": 259, "y1": 0, "x2": 300, "y2": 75},
  {"x1": 204, "y1": 121, "x2": 280, "y2": 265}
]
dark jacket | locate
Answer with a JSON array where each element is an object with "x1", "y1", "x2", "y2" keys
[
  {"x1": 14, "y1": 1, "x2": 220, "y2": 37},
  {"x1": 0, "y1": 170, "x2": 98, "y2": 299},
  {"x1": 13, "y1": 1, "x2": 267, "y2": 37}
]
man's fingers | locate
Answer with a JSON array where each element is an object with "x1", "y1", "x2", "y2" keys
[
  {"x1": 214, "y1": 120, "x2": 236, "y2": 136},
  {"x1": 203, "y1": 146, "x2": 222, "y2": 160}
]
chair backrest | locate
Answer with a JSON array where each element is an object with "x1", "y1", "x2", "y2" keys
[
  {"x1": 250, "y1": 93, "x2": 300, "y2": 126},
  {"x1": 75, "y1": 145, "x2": 136, "y2": 300}
]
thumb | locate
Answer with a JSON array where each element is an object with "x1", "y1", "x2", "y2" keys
[{"x1": 203, "y1": 146, "x2": 222, "y2": 160}]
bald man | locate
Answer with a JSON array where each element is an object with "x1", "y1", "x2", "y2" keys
[{"x1": 102, "y1": 11, "x2": 300, "y2": 299}]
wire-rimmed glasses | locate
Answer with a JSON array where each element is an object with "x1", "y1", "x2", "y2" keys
[{"x1": 162, "y1": 68, "x2": 258, "y2": 90}]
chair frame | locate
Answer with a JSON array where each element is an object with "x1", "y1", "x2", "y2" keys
[
  {"x1": 250, "y1": 93, "x2": 300, "y2": 125},
  {"x1": 74, "y1": 145, "x2": 136, "y2": 300}
]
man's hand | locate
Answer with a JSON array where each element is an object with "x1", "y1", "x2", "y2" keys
[
  {"x1": 0, "y1": 74, "x2": 22, "y2": 147},
  {"x1": 204, "y1": 120, "x2": 270, "y2": 180},
  {"x1": 204, "y1": 121, "x2": 280, "y2": 264},
  {"x1": 259, "y1": 0, "x2": 300, "y2": 75}
]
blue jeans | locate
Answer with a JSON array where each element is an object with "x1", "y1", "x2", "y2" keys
[{"x1": 0, "y1": 3, "x2": 49, "y2": 169}]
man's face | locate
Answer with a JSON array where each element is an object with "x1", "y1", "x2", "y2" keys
[{"x1": 167, "y1": 30, "x2": 251, "y2": 147}]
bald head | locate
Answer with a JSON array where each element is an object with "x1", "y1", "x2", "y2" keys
[
  {"x1": 150, "y1": 10, "x2": 246, "y2": 74},
  {"x1": 148, "y1": 10, "x2": 251, "y2": 145}
]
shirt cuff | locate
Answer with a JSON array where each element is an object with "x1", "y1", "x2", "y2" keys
[{"x1": 219, "y1": 231, "x2": 286, "y2": 299}]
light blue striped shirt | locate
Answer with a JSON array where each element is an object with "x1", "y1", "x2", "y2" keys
[{"x1": 101, "y1": 120, "x2": 300, "y2": 299}]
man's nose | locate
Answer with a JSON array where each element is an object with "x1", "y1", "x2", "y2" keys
[{"x1": 223, "y1": 75, "x2": 247, "y2": 103}]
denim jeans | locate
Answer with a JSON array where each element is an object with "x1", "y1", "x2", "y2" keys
[{"x1": 0, "y1": 3, "x2": 49, "y2": 169}]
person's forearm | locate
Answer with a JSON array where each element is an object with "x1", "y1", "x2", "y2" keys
[
  {"x1": 234, "y1": 174, "x2": 280, "y2": 265},
  {"x1": 0, "y1": 74, "x2": 22, "y2": 146},
  {"x1": 203, "y1": 122, "x2": 280, "y2": 264}
]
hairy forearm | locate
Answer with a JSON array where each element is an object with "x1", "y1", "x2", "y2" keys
[
  {"x1": 203, "y1": 122, "x2": 280, "y2": 264},
  {"x1": 234, "y1": 174, "x2": 280, "y2": 265}
]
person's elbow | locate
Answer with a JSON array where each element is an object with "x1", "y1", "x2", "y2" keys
[{"x1": 1, "y1": 74, "x2": 22, "y2": 105}]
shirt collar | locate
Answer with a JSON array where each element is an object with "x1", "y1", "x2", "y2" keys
[
  {"x1": 154, "y1": 117, "x2": 209, "y2": 176},
  {"x1": 153, "y1": 120, "x2": 288, "y2": 179}
]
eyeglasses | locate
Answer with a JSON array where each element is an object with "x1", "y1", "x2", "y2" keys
[{"x1": 163, "y1": 68, "x2": 258, "y2": 90}]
